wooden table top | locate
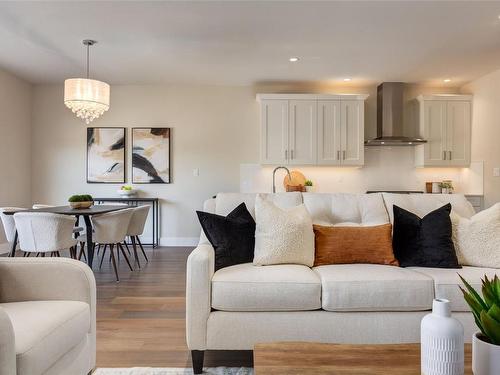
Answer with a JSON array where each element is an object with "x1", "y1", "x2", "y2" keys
[
  {"x1": 2, "y1": 205, "x2": 128, "y2": 216},
  {"x1": 254, "y1": 342, "x2": 472, "y2": 375}
]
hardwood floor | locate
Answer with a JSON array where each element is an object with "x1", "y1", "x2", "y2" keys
[{"x1": 94, "y1": 246, "x2": 252, "y2": 369}]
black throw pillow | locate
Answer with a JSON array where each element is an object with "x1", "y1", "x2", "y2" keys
[
  {"x1": 392, "y1": 203, "x2": 461, "y2": 268},
  {"x1": 197, "y1": 203, "x2": 255, "y2": 271}
]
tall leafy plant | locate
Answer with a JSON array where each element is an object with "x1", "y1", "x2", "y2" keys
[{"x1": 459, "y1": 274, "x2": 500, "y2": 345}]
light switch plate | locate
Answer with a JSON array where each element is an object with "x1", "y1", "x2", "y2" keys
[
  {"x1": 493, "y1": 167, "x2": 500, "y2": 177},
  {"x1": 193, "y1": 168, "x2": 199, "y2": 177}
]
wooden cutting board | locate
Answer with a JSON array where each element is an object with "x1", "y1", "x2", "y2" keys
[{"x1": 283, "y1": 170, "x2": 306, "y2": 190}]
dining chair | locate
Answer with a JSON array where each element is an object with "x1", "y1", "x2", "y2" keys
[
  {"x1": 13, "y1": 212, "x2": 78, "y2": 258},
  {"x1": 33, "y1": 203, "x2": 85, "y2": 236},
  {"x1": 0, "y1": 207, "x2": 25, "y2": 255},
  {"x1": 126, "y1": 205, "x2": 150, "y2": 268},
  {"x1": 78, "y1": 208, "x2": 135, "y2": 281}
]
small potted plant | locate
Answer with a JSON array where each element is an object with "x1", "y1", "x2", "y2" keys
[
  {"x1": 459, "y1": 274, "x2": 500, "y2": 375},
  {"x1": 68, "y1": 194, "x2": 94, "y2": 209},
  {"x1": 304, "y1": 180, "x2": 314, "y2": 193},
  {"x1": 439, "y1": 181, "x2": 454, "y2": 194}
]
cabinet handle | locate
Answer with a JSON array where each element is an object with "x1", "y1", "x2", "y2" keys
[
  {"x1": 285, "y1": 150, "x2": 288, "y2": 160},
  {"x1": 337, "y1": 150, "x2": 340, "y2": 160},
  {"x1": 449, "y1": 151, "x2": 452, "y2": 160},
  {"x1": 343, "y1": 150, "x2": 346, "y2": 160},
  {"x1": 443, "y1": 151, "x2": 447, "y2": 160},
  {"x1": 291, "y1": 150, "x2": 294, "y2": 160}
]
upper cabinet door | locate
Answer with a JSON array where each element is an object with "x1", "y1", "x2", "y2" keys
[
  {"x1": 447, "y1": 101, "x2": 471, "y2": 167},
  {"x1": 422, "y1": 100, "x2": 448, "y2": 166},
  {"x1": 317, "y1": 100, "x2": 341, "y2": 165},
  {"x1": 289, "y1": 100, "x2": 317, "y2": 165},
  {"x1": 340, "y1": 100, "x2": 364, "y2": 166},
  {"x1": 260, "y1": 100, "x2": 289, "y2": 164}
]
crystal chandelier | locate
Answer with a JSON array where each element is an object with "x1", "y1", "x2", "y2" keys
[{"x1": 64, "y1": 40, "x2": 110, "y2": 124}]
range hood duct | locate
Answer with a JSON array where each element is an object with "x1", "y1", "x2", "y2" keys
[{"x1": 365, "y1": 82, "x2": 426, "y2": 146}]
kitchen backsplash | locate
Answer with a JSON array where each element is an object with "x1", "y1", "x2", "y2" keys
[{"x1": 240, "y1": 147, "x2": 483, "y2": 195}]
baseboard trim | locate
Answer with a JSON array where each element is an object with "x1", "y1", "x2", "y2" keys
[{"x1": 160, "y1": 237, "x2": 198, "y2": 247}]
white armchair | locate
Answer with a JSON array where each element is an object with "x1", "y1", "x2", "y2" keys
[{"x1": 0, "y1": 257, "x2": 96, "y2": 375}]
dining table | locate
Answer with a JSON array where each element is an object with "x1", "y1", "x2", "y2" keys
[{"x1": 4, "y1": 205, "x2": 128, "y2": 267}]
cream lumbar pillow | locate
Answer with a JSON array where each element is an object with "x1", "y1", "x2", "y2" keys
[
  {"x1": 451, "y1": 203, "x2": 500, "y2": 268},
  {"x1": 253, "y1": 194, "x2": 314, "y2": 266}
]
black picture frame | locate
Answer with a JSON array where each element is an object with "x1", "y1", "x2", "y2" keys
[
  {"x1": 132, "y1": 127, "x2": 171, "y2": 184},
  {"x1": 86, "y1": 127, "x2": 126, "y2": 184}
]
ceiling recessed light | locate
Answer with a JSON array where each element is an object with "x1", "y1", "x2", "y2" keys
[
  {"x1": 443, "y1": 78, "x2": 451, "y2": 83},
  {"x1": 343, "y1": 78, "x2": 352, "y2": 82},
  {"x1": 289, "y1": 57, "x2": 299, "y2": 62}
]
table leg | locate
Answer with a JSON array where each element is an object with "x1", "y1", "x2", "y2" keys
[
  {"x1": 83, "y1": 216, "x2": 94, "y2": 267},
  {"x1": 9, "y1": 231, "x2": 18, "y2": 257}
]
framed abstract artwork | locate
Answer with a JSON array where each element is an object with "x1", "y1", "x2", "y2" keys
[
  {"x1": 87, "y1": 127, "x2": 126, "y2": 183},
  {"x1": 132, "y1": 128, "x2": 171, "y2": 183}
]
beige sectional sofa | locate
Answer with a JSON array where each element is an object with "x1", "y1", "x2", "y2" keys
[
  {"x1": 0, "y1": 258, "x2": 96, "y2": 375},
  {"x1": 186, "y1": 192, "x2": 499, "y2": 373}
]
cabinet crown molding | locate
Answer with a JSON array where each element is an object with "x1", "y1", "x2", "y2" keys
[
  {"x1": 417, "y1": 94, "x2": 472, "y2": 102},
  {"x1": 256, "y1": 93, "x2": 369, "y2": 101}
]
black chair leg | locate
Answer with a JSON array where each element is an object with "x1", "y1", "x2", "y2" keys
[
  {"x1": 109, "y1": 244, "x2": 119, "y2": 282},
  {"x1": 136, "y1": 236, "x2": 149, "y2": 262},
  {"x1": 130, "y1": 236, "x2": 141, "y2": 269},
  {"x1": 191, "y1": 350, "x2": 204, "y2": 374},
  {"x1": 99, "y1": 244, "x2": 108, "y2": 269},
  {"x1": 117, "y1": 242, "x2": 134, "y2": 271}
]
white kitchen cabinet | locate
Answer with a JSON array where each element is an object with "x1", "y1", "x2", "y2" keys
[
  {"x1": 258, "y1": 94, "x2": 368, "y2": 166},
  {"x1": 317, "y1": 100, "x2": 341, "y2": 165},
  {"x1": 341, "y1": 100, "x2": 364, "y2": 166},
  {"x1": 260, "y1": 99, "x2": 288, "y2": 164},
  {"x1": 415, "y1": 95, "x2": 472, "y2": 167},
  {"x1": 289, "y1": 100, "x2": 317, "y2": 165}
]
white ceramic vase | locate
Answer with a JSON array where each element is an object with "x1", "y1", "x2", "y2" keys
[
  {"x1": 473, "y1": 332, "x2": 500, "y2": 375},
  {"x1": 305, "y1": 186, "x2": 314, "y2": 193},
  {"x1": 421, "y1": 299, "x2": 464, "y2": 375}
]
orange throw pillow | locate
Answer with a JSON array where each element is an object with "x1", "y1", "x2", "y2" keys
[{"x1": 313, "y1": 223, "x2": 398, "y2": 266}]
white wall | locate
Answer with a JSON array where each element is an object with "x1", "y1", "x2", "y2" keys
[
  {"x1": 0, "y1": 69, "x2": 32, "y2": 245},
  {"x1": 462, "y1": 70, "x2": 500, "y2": 208},
  {"x1": 31, "y1": 84, "x2": 259, "y2": 245}
]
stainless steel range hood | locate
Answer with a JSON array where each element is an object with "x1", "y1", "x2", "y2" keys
[{"x1": 365, "y1": 82, "x2": 426, "y2": 146}]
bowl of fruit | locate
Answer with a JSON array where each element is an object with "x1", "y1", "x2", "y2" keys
[{"x1": 117, "y1": 185, "x2": 136, "y2": 197}]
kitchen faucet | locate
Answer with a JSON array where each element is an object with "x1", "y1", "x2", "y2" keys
[{"x1": 272, "y1": 166, "x2": 291, "y2": 193}]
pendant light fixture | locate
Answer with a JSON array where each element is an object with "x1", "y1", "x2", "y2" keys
[{"x1": 64, "y1": 39, "x2": 110, "y2": 124}]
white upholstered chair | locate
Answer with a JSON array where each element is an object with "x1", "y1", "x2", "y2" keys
[
  {"x1": 126, "y1": 205, "x2": 150, "y2": 268},
  {"x1": 0, "y1": 257, "x2": 96, "y2": 375},
  {"x1": 32, "y1": 204, "x2": 84, "y2": 236},
  {"x1": 13, "y1": 212, "x2": 78, "y2": 258},
  {"x1": 0, "y1": 207, "x2": 26, "y2": 255},
  {"x1": 79, "y1": 208, "x2": 135, "y2": 281}
]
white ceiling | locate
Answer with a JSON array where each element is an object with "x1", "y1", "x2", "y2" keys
[{"x1": 1, "y1": 1, "x2": 500, "y2": 86}]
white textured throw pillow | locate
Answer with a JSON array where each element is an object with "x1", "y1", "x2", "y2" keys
[
  {"x1": 451, "y1": 203, "x2": 500, "y2": 268},
  {"x1": 253, "y1": 194, "x2": 314, "y2": 266}
]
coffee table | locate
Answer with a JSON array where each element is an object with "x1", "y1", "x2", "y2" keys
[{"x1": 254, "y1": 342, "x2": 472, "y2": 375}]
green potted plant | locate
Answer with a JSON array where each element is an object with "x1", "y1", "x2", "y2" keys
[
  {"x1": 439, "y1": 181, "x2": 454, "y2": 194},
  {"x1": 459, "y1": 274, "x2": 500, "y2": 375},
  {"x1": 68, "y1": 194, "x2": 94, "y2": 209},
  {"x1": 304, "y1": 180, "x2": 314, "y2": 193}
]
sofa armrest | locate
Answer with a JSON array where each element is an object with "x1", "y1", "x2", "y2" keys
[
  {"x1": 186, "y1": 244, "x2": 215, "y2": 350},
  {"x1": 0, "y1": 306, "x2": 16, "y2": 375},
  {"x1": 0, "y1": 258, "x2": 96, "y2": 367}
]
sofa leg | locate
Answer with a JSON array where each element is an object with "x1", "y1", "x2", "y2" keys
[{"x1": 191, "y1": 350, "x2": 205, "y2": 374}]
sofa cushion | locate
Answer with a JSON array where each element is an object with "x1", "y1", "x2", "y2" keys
[
  {"x1": 382, "y1": 193, "x2": 475, "y2": 224},
  {"x1": 410, "y1": 266, "x2": 500, "y2": 312},
  {"x1": 211, "y1": 263, "x2": 321, "y2": 311},
  {"x1": 215, "y1": 192, "x2": 303, "y2": 218},
  {"x1": 313, "y1": 264, "x2": 434, "y2": 311},
  {"x1": 303, "y1": 193, "x2": 389, "y2": 226},
  {"x1": 0, "y1": 300, "x2": 90, "y2": 374}
]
